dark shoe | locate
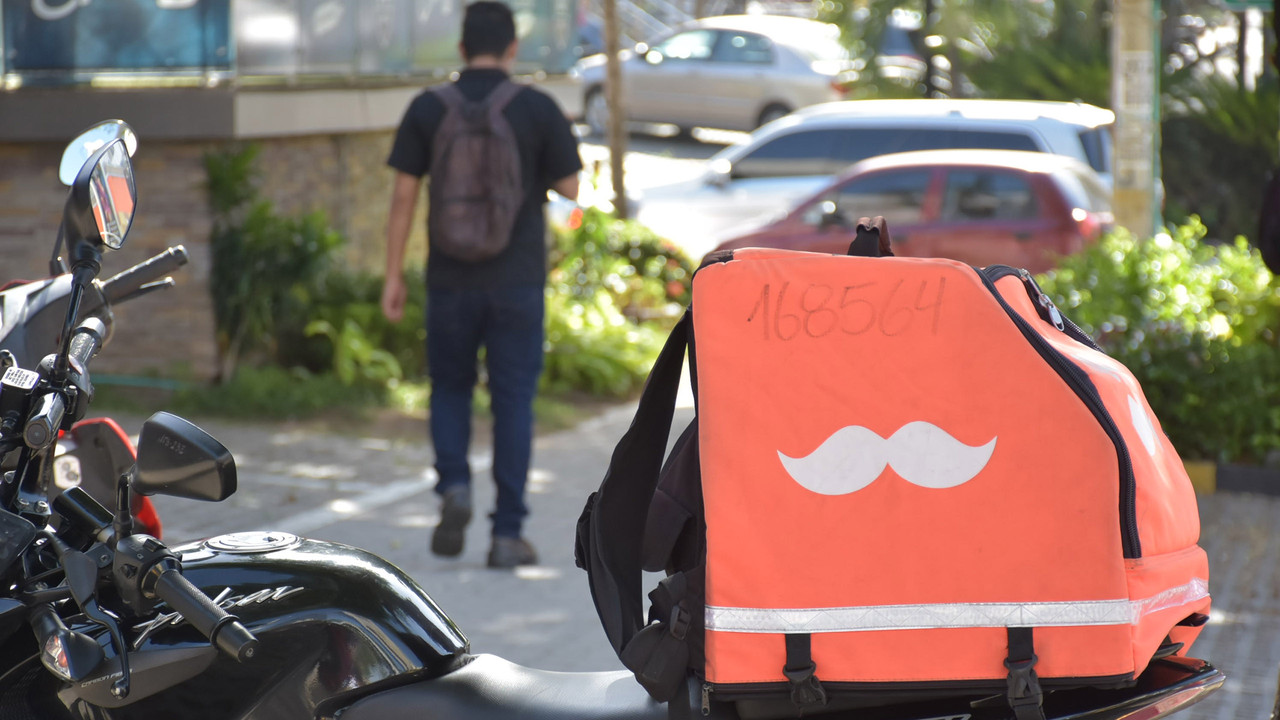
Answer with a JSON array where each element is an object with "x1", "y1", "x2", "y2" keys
[
  {"x1": 487, "y1": 536, "x2": 538, "y2": 569},
  {"x1": 431, "y1": 486, "x2": 472, "y2": 558}
]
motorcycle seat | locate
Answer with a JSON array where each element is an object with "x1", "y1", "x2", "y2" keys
[{"x1": 336, "y1": 653, "x2": 675, "y2": 720}]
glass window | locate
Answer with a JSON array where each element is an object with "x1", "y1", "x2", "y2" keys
[
  {"x1": 835, "y1": 128, "x2": 1039, "y2": 167},
  {"x1": 940, "y1": 170, "x2": 1038, "y2": 221},
  {"x1": 948, "y1": 130, "x2": 1040, "y2": 152},
  {"x1": 801, "y1": 170, "x2": 931, "y2": 228},
  {"x1": 713, "y1": 31, "x2": 773, "y2": 64},
  {"x1": 732, "y1": 130, "x2": 850, "y2": 178},
  {"x1": 1077, "y1": 126, "x2": 1111, "y2": 174},
  {"x1": 652, "y1": 29, "x2": 716, "y2": 61}
]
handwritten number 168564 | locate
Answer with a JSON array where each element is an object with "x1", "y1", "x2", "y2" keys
[{"x1": 746, "y1": 279, "x2": 947, "y2": 340}]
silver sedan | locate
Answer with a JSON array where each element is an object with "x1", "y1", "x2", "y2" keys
[{"x1": 571, "y1": 15, "x2": 855, "y2": 135}]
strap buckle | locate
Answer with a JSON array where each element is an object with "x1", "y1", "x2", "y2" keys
[
  {"x1": 783, "y1": 662, "x2": 827, "y2": 712},
  {"x1": 1004, "y1": 655, "x2": 1045, "y2": 720}
]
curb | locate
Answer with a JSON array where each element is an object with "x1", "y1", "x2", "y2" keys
[{"x1": 1185, "y1": 460, "x2": 1280, "y2": 495}]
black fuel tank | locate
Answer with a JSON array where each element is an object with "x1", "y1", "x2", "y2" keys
[{"x1": 60, "y1": 532, "x2": 468, "y2": 719}]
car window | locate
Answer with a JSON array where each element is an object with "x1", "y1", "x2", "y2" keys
[
  {"x1": 652, "y1": 29, "x2": 716, "y2": 61},
  {"x1": 732, "y1": 130, "x2": 851, "y2": 178},
  {"x1": 1077, "y1": 126, "x2": 1111, "y2": 174},
  {"x1": 940, "y1": 170, "x2": 1038, "y2": 221},
  {"x1": 713, "y1": 31, "x2": 773, "y2": 64},
  {"x1": 839, "y1": 128, "x2": 1041, "y2": 167},
  {"x1": 801, "y1": 169, "x2": 931, "y2": 228},
  {"x1": 948, "y1": 130, "x2": 1040, "y2": 152}
]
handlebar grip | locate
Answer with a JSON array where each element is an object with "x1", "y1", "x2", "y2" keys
[
  {"x1": 67, "y1": 318, "x2": 106, "y2": 371},
  {"x1": 100, "y1": 246, "x2": 189, "y2": 304},
  {"x1": 153, "y1": 567, "x2": 259, "y2": 662}
]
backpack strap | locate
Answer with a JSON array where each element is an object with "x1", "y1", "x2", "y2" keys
[
  {"x1": 485, "y1": 79, "x2": 524, "y2": 118},
  {"x1": 575, "y1": 311, "x2": 690, "y2": 699}
]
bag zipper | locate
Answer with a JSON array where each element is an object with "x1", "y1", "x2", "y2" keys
[
  {"x1": 984, "y1": 265, "x2": 1103, "y2": 352},
  {"x1": 978, "y1": 267, "x2": 1140, "y2": 559}
]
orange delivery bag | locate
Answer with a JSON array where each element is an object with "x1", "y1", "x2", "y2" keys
[{"x1": 575, "y1": 243, "x2": 1210, "y2": 720}]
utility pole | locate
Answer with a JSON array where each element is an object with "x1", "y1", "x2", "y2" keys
[
  {"x1": 1110, "y1": 0, "x2": 1159, "y2": 239},
  {"x1": 603, "y1": 0, "x2": 630, "y2": 219}
]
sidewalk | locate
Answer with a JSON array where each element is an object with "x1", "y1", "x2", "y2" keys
[{"x1": 144, "y1": 402, "x2": 1278, "y2": 720}]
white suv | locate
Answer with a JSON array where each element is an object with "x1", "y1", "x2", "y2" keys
[{"x1": 635, "y1": 99, "x2": 1115, "y2": 258}]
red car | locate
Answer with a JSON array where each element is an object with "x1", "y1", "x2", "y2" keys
[{"x1": 714, "y1": 149, "x2": 1114, "y2": 273}]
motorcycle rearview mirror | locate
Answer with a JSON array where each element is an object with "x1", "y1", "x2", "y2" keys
[
  {"x1": 64, "y1": 139, "x2": 136, "y2": 259},
  {"x1": 59, "y1": 120, "x2": 137, "y2": 187},
  {"x1": 133, "y1": 413, "x2": 237, "y2": 502}
]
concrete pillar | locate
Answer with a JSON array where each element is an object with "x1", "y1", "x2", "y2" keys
[{"x1": 1111, "y1": 0, "x2": 1160, "y2": 238}]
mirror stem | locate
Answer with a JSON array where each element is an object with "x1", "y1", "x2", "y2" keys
[
  {"x1": 51, "y1": 262, "x2": 97, "y2": 383},
  {"x1": 114, "y1": 471, "x2": 134, "y2": 543}
]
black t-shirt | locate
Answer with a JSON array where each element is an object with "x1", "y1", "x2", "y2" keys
[{"x1": 388, "y1": 68, "x2": 582, "y2": 289}]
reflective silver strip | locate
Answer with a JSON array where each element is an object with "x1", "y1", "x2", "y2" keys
[{"x1": 705, "y1": 578, "x2": 1209, "y2": 634}]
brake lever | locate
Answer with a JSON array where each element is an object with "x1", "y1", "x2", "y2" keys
[{"x1": 50, "y1": 536, "x2": 131, "y2": 699}]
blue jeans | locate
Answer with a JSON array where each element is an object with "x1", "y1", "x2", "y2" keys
[{"x1": 427, "y1": 284, "x2": 544, "y2": 539}]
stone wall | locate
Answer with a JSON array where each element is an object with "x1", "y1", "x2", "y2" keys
[{"x1": 0, "y1": 130, "x2": 423, "y2": 382}]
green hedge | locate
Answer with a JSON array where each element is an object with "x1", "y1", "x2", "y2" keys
[
  {"x1": 542, "y1": 206, "x2": 695, "y2": 397},
  {"x1": 1037, "y1": 219, "x2": 1280, "y2": 463}
]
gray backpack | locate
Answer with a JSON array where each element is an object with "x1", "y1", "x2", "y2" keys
[{"x1": 427, "y1": 80, "x2": 525, "y2": 262}]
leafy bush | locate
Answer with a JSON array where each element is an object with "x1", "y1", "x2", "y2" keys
[
  {"x1": 1036, "y1": 219, "x2": 1280, "y2": 463},
  {"x1": 543, "y1": 207, "x2": 695, "y2": 396},
  {"x1": 1162, "y1": 75, "x2": 1279, "y2": 244},
  {"x1": 205, "y1": 146, "x2": 344, "y2": 380}
]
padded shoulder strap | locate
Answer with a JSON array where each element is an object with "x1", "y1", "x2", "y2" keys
[{"x1": 577, "y1": 312, "x2": 690, "y2": 662}]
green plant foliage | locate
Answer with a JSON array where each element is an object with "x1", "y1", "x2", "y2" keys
[
  {"x1": 305, "y1": 318, "x2": 403, "y2": 386},
  {"x1": 287, "y1": 270, "x2": 427, "y2": 379},
  {"x1": 543, "y1": 206, "x2": 695, "y2": 396},
  {"x1": 1037, "y1": 219, "x2": 1280, "y2": 463},
  {"x1": 170, "y1": 366, "x2": 385, "y2": 419},
  {"x1": 204, "y1": 146, "x2": 344, "y2": 380},
  {"x1": 1162, "y1": 75, "x2": 1280, "y2": 243}
]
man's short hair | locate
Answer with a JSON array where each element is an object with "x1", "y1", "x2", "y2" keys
[{"x1": 462, "y1": 2, "x2": 516, "y2": 60}]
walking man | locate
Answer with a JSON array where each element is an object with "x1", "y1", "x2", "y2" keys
[{"x1": 381, "y1": 1, "x2": 582, "y2": 568}]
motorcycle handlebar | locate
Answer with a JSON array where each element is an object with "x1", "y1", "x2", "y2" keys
[
  {"x1": 152, "y1": 566, "x2": 258, "y2": 663},
  {"x1": 100, "y1": 247, "x2": 188, "y2": 305},
  {"x1": 67, "y1": 318, "x2": 106, "y2": 371}
]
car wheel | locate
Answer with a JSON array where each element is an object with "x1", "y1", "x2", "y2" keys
[
  {"x1": 584, "y1": 88, "x2": 609, "y2": 137},
  {"x1": 756, "y1": 103, "x2": 791, "y2": 128}
]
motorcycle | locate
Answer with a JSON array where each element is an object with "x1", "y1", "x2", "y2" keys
[
  {"x1": 0, "y1": 120, "x2": 170, "y2": 540},
  {"x1": 0, "y1": 122, "x2": 1226, "y2": 719}
]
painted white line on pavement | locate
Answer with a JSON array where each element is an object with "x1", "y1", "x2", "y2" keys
[{"x1": 274, "y1": 455, "x2": 494, "y2": 536}]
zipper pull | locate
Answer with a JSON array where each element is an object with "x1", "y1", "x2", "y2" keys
[
  {"x1": 701, "y1": 683, "x2": 711, "y2": 716},
  {"x1": 1018, "y1": 269, "x2": 1065, "y2": 331}
]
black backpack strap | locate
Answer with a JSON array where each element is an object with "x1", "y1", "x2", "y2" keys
[
  {"x1": 1005, "y1": 627, "x2": 1046, "y2": 720},
  {"x1": 576, "y1": 312, "x2": 690, "y2": 675}
]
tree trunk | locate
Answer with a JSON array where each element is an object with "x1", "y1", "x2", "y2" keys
[{"x1": 603, "y1": 0, "x2": 630, "y2": 219}]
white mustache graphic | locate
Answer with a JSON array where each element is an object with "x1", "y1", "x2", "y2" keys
[{"x1": 778, "y1": 422, "x2": 997, "y2": 495}]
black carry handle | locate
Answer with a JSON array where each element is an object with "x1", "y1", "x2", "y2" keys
[
  {"x1": 100, "y1": 246, "x2": 188, "y2": 304},
  {"x1": 847, "y1": 216, "x2": 895, "y2": 258},
  {"x1": 152, "y1": 565, "x2": 259, "y2": 662},
  {"x1": 578, "y1": 312, "x2": 690, "y2": 675}
]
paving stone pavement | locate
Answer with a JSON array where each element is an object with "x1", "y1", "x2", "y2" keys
[{"x1": 118, "y1": 405, "x2": 1280, "y2": 720}]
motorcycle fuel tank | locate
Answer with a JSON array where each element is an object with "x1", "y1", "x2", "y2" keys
[{"x1": 59, "y1": 533, "x2": 468, "y2": 719}]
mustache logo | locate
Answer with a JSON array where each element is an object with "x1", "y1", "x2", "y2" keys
[{"x1": 778, "y1": 422, "x2": 997, "y2": 495}]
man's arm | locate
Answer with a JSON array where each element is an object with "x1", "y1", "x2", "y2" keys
[
  {"x1": 551, "y1": 173, "x2": 579, "y2": 202},
  {"x1": 381, "y1": 171, "x2": 423, "y2": 322}
]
